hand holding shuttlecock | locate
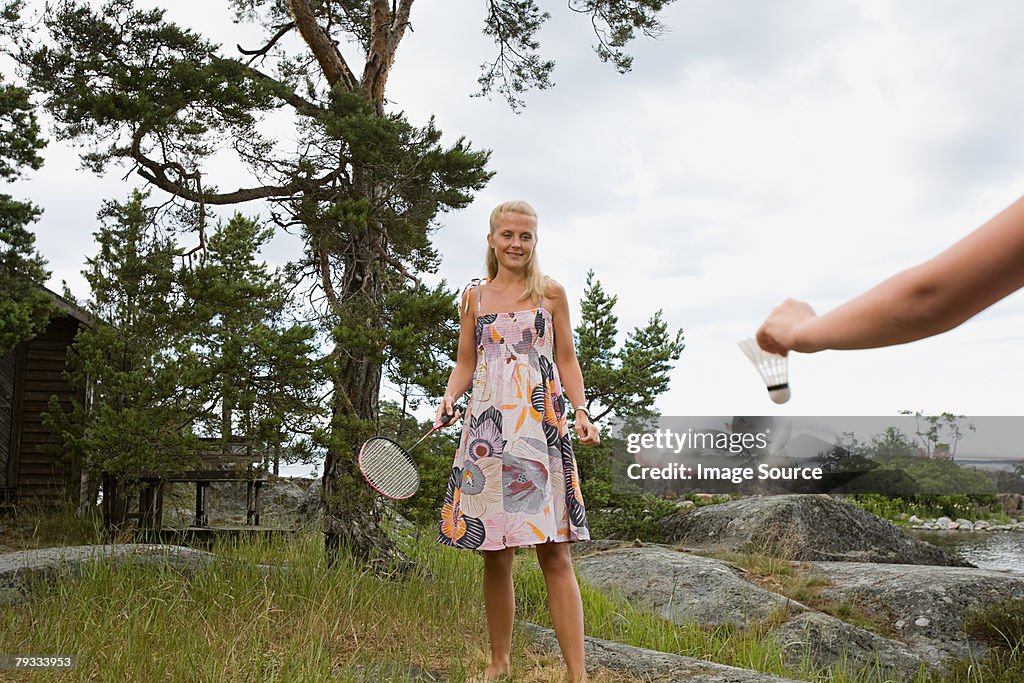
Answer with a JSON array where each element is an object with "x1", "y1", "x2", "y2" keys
[{"x1": 738, "y1": 338, "x2": 790, "y2": 404}]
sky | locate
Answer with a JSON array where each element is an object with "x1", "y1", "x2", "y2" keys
[{"x1": 8, "y1": 0, "x2": 1024, "y2": 448}]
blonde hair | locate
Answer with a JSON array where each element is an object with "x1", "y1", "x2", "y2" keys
[{"x1": 485, "y1": 200, "x2": 546, "y2": 303}]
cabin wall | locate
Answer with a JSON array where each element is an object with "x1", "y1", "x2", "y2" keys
[
  {"x1": 0, "y1": 345, "x2": 16, "y2": 490},
  {"x1": 13, "y1": 315, "x2": 83, "y2": 502}
]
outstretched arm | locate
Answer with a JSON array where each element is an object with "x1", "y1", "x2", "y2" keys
[
  {"x1": 757, "y1": 194, "x2": 1024, "y2": 354},
  {"x1": 548, "y1": 279, "x2": 600, "y2": 446},
  {"x1": 437, "y1": 286, "x2": 479, "y2": 424}
]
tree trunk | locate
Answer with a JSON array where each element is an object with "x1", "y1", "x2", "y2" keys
[
  {"x1": 288, "y1": 0, "x2": 415, "y2": 574},
  {"x1": 321, "y1": 222, "x2": 412, "y2": 574}
]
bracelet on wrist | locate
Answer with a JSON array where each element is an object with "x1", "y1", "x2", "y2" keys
[{"x1": 573, "y1": 406, "x2": 591, "y2": 420}]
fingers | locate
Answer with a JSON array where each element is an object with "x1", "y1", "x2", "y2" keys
[
  {"x1": 756, "y1": 326, "x2": 788, "y2": 356},
  {"x1": 756, "y1": 298, "x2": 816, "y2": 355},
  {"x1": 573, "y1": 420, "x2": 600, "y2": 446},
  {"x1": 435, "y1": 396, "x2": 456, "y2": 427}
]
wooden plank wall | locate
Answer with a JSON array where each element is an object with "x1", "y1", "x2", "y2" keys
[
  {"x1": 15, "y1": 315, "x2": 82, "y2": 501},
  {"x1": 0, "y1": 346, "x2": 15, "y2": 488}
]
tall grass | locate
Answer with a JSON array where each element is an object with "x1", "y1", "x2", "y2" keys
[
  {"x1": 0, "y1": 528, "x2": 643, "y2": 682},
  {"x1": 1, "y1": 523, "x2": 1018, "y2": 682}
]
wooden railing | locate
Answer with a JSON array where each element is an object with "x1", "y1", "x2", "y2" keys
[{"x1": 102, "y1": 440, "x2": 269, "y2": 533}]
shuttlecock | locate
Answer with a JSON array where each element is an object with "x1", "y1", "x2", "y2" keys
[{"x1": 737, "y1": 338, "x2": 790, "y2": 404}]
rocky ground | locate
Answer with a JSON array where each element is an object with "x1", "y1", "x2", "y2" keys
[
  {"x1": 4, "y1": 491, "x2": 1022, "y2": 681},
  {"x1": 658, "y1": 493, "x2": 974, "y2": 565}
]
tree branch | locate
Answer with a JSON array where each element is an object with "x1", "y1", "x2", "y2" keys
[
  {"x1": 246, "y1": 64, "x2": 331, "y2": 116},
  {"x1": 288, "y1": 0, "x2": 358, "y2": 90},
  {"x1": 362, "y1": 0, "x2": 414, "y2": 112},
  {"x1": 237, "y1": 21, "x2": 296, "y2": 62},
  {"x1": 130, "y1": 123, "x2": 346, "y2": 204}
]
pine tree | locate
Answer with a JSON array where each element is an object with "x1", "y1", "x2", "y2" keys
[
  {"x1": 0, "y1": 76, "x2": 52, "y2": 352},
  {"x1": 179, "y1": 213, "x2": 325, "y2": 471},
  {"x1": 575, "y1": 269, "x2": 685, "y2": 423},
  {"x1": 49, "y1": 190, "x2": 204, "y2": 483},
  {"x1": 570, "y1": 269, "x2": 684, "y2": 537}
]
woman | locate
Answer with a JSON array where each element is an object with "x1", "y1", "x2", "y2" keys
[
  {"x1": 436, "y1": 200, "x2": 599, "y2": 683},
  {"x1": 757, "y1": 194, "x2": 1024, "y2": 355}
]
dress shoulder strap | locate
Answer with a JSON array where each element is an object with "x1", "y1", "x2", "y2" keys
[
  {"x1": 539, "y1": 275, "x2": 550, "y2": 310},
  {"x1": 464, "y1": 277, "x2": 488, "y2": 316}
]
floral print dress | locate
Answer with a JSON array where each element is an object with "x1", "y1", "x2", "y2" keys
[{"x1": 437, "y1": 279, "x2": 590, "y2": 550}]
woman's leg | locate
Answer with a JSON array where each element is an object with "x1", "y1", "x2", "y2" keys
[
  {"x1": 535, "y1": 542, "x2": 587, "y2": 682},
  {"x1": 478, "y1": 547, "x2": 516, "y2": 680}
]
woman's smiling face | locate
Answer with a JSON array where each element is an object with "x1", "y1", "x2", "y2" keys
[{"x1": 488, "y1": 212, "x2": 537, "y2": 271}]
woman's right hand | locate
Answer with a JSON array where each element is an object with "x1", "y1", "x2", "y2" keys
[
  {"x1": 756, "y1": 298, "x2": 819, "y2": 355},
  {"x1": 436, "y1": 394, "x2": 462, "y2": 427}
]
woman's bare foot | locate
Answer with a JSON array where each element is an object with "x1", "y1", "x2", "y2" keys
[{"x1": 467, "y1": 661, "x2": 511, "y2": 682}]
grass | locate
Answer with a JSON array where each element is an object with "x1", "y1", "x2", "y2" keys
[
  {"x1": 0, "y1": 522, "x2": 644, "y2": 682},
  {"x1": 0, "y1": 511, "x2": 1020, "y2": 682},
  {"x1": 696, "y1": 549, "x2": 897, "y2": 639},
  {"x1": 0, "y1": 498, "x2": 108, "y2": 549},
  {"x1": 931, "y1": 599, "x2": 1024, "y2": 682}
]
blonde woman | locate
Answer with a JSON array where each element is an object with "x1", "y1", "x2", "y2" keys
[{"x1": 437, "y1": 200, "x2": 598, "y2": 682}]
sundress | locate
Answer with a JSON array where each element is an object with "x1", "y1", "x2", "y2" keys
[{"x1": 437, "y1": 279, "x2": 590, "y2": 550}]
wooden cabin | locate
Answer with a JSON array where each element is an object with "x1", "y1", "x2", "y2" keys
[{"x1": 0, "y1": 288, "x2": 91, "y2": 504}]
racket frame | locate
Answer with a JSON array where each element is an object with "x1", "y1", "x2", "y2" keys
[{"x1": 358, "y1": 436, "x2": 421, "y2": 500}]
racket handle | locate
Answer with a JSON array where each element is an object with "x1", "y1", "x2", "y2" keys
[
  {"x1": 409, "y1": 406, "x2": 464, "y2": 453},
  {"x1": 435, "y1": 404, "x2": 462, "y2": 428}
]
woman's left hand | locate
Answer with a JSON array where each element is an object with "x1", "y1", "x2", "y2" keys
[{"x1": 574, "y1": 416, "x2": 600, "y2": 446}]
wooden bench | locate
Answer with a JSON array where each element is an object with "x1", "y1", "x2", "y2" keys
[{"x1": 102, "y1": 442, "x2": 268, "y2": 533}]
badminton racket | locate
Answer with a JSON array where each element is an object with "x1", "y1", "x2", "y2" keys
[{"x1": 358, "y1": 406, "x2": 462, "y2": 499}]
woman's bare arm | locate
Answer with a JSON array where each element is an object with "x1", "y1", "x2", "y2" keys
[
  {"x1": 548, "y1": 278, "x2": 600, "y2": 445},
  {"x1": 437, "y1": 287, "x2": 479, "y2": 422},
  {"x1": 758, "y1": 195, "x2": 1024, "y2": 354}
]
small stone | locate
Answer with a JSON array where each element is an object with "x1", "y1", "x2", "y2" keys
[
  {"x1": 909, "y1": 515, "x2": 924, "y2": 524},
  {"x1": 895, "y1": 619, "x2": 906, "y2": 629},
  {"x1": 955, "y1": 519, "x2": 974, "y2": 531},
  {"x1": 914, "y1": 617, "x2": 931, "y2": 627}
]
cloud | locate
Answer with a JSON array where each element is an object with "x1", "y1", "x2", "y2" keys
[{"x1": 10, "y1": 0, "x2": 1024, "y2": 417}]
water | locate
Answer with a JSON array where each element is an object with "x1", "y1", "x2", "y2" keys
[{"x1": 910, "y1": 530, "x2": 1024, "y2": 574}]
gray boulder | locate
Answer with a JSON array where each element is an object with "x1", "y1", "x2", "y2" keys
[
  {"x1": 574, "y1": 546, "x2": 803, "y2": 628},
  {"x1": 801, "y1": 560, "x2": 1024, "y2": 663},
  {"x1": 0, "y1": 544, "x2": 291, "y2": 607},
  {"x1": 523, "y1": 622, "x2": 805, "y2": 682},
  {"x1": 163, "y1": 477, "x2": 312, "y2": 527},
  {"x1": 659, "y1": 494, "x2": 970, "y2": 566},
  {"x1": 296, "y1": 479, "x2": 325, "y2": 523},
  {"x1": 256, "y1": 478, "x2": 308, "y2": 525},
  {"x1": 770, "y1": 611, "x2": 926, "y2": 679},
  {"x1": 0, "y1": 544, "x2": 216, "y2": 605}
]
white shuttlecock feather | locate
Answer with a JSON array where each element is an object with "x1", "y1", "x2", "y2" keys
[{"x1": 737, "y1": 338, "x2": 790, "y2": 404}]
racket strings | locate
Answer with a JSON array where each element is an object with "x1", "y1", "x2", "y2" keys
[{"x1": 360, "y1": 438, "x2": 419, "y2": 498}]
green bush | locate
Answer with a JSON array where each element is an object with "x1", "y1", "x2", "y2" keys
[
  {"x1": 847, "y1": 493, "x2": 1005, "y2": 522},
  {"x1": 586, "y1": 491, "x2": 677, "y2": 542}
]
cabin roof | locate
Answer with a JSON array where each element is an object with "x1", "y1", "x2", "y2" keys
[{"x1": 41, "y1": 286, "x2": 95, "y2": 326}]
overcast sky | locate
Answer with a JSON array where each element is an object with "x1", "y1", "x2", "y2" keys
[{"x1": 9, "y1": 0, "x2": 1024, "y2": 438}]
